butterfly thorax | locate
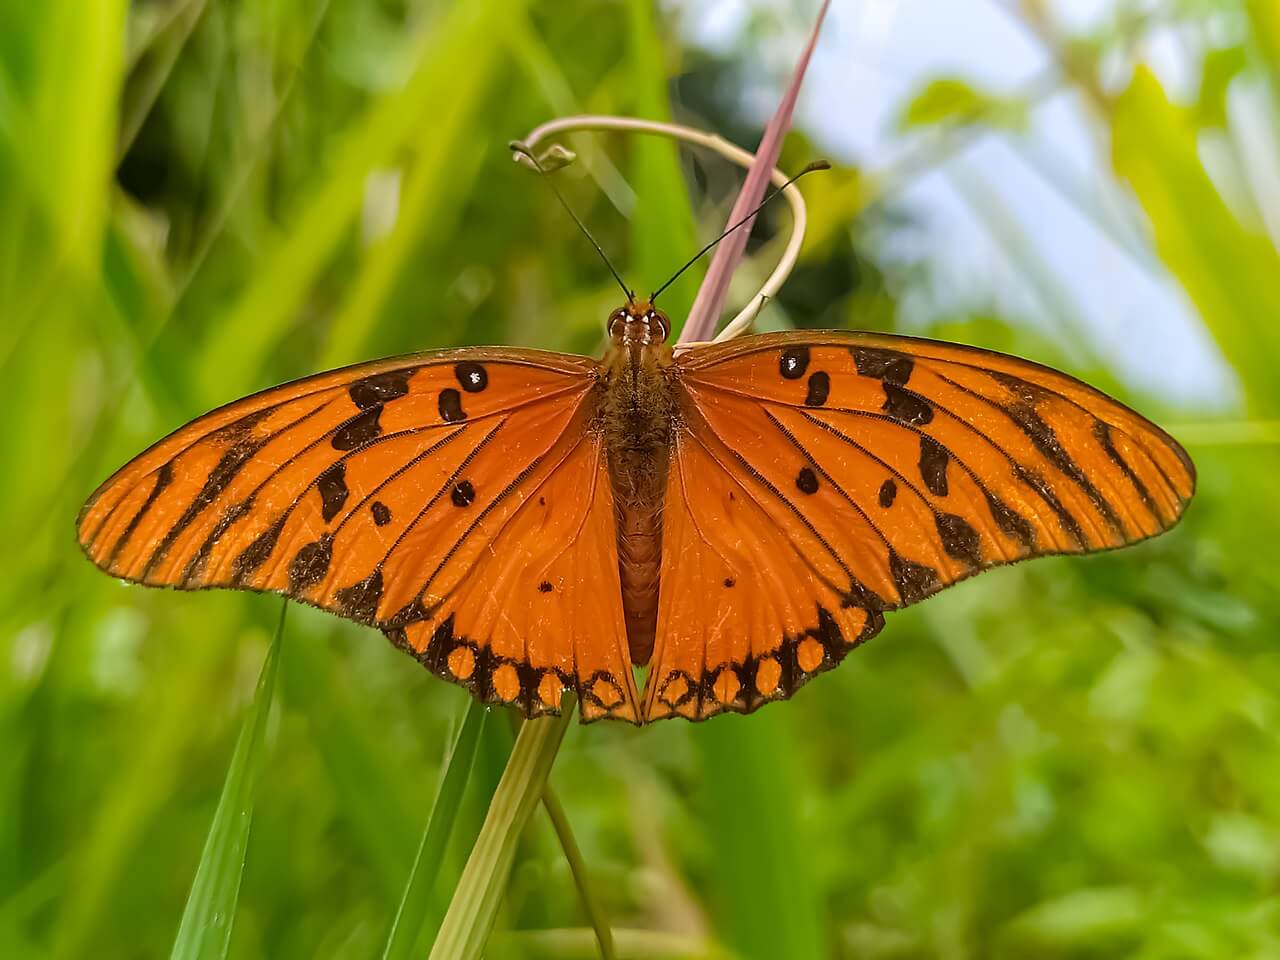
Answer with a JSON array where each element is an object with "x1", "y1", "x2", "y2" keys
[{"x1": 599, "y1": 303, "x2": 676, "y2": 666}]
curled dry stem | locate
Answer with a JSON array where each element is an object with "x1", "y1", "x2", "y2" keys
[{"x1": 513, "y1": 114, "x2": 811, "y2": 345}]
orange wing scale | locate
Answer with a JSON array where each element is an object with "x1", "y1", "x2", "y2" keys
[
  {"x1": 641, "y1": 331, "x2": 1194, "y2": 721},
  {"x1": 78, "y1": 348, "x2": 640, "y2": 723}
]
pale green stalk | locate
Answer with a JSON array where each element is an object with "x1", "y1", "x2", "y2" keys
[
  {"x1": 427, "y1": 706, "x2": 574, "y2": 960},
  {"x1": 542, "y1": 786, "x2": 616, "y2": 960}
]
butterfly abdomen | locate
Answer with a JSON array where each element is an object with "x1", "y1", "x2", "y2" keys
[
  {"x1": 616, "y1": 502, "x2": 663, "y2": 665},
  {"x1": 600, "y1": 334, "x2": 677, "y2": 666}
]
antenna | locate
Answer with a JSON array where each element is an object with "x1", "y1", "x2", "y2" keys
[
  {"x1": 649, "y1": 160, "x2": 830, "y2": 303},
  {"x1": 509, "y1": 141, "x2": 634, "y2": 304}
]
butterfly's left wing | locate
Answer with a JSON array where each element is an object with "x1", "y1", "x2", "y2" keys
[
  {"x1": 642, "y1": 330, "x2": 1194, "y2": 722},
  {"x1": 78, "y1": 348, "x2": 640, "y2": 723}
]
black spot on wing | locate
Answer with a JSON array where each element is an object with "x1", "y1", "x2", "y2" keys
[
  {"x1": 881, "y1": 383, "x2": 933, "y2": 426},
  {"x1": 984, "y1": 490, "x2": 1036, "y2": 551},
  {"x1": 1005, "y1": 401, "x2": 1123, "y2": 536},
  {"x1": 451, "y1": 480, "x2": 475, "y2": 508},
  {"x1": 844, "y1": 575, "x2": 891, "y2": 613},
  {"x1": 232, "y1": 515, "x2": 286, "y2": 585},
  {"x1": 332, "y1": 407, "x2": 383, "y2": 451},
  {"x1": 419, "y1": 615, "x2": 456, "y2": 681},
  {"x1": 182, "y1": 498, "x2": 252, "y2": 585},
  {"x1": 454, "y1": 361, "x2": 489, "y2": 393},
  {"x1": 387, "y1": 598, "x2": 433, "y2": 628},
  {"x1": 438, "y1": 388, "x2": 466, "y2": 423},
  {"x1": 779, "y1": 346, "x2": 810, "y2": 380},
  {"x1": 888, "y1": 550, "x2": 938, "y2": 605},
  {"x1": 796, "y1": 467, "x2": 819, "y2": 495},
  {"x1": 288, "y1": 534, "x2": 333, "y2": 593},
  {"x1": 723, "y1": 577, "x2": 736, "y2": 588},
  {"x1": 935, "y1": 512, "x2": 981, "y2": 567},
  {"x1": 853, "y1": 346, "x2": 914, "y2": 385},
  {"x1": 1093, "y1": 420, "x2": 1160, "y2": 521},
  {"x1": 143, "y1": 435, "x2": 266, "y2": 577},
  {"x1": 106, "y1": 463, "x2": 173, "y2": 569},
  {"x1": 317, "y1": 462, "x2": 349, "y2": 522},
  {"x1": 335, "y1": 569, "x2": 383, "y2": 623},
  {"x1": 349, "y1": 370, "x2": 412, "y2": 410},
  {"x1": 805, "y1": 371, "x2": 830, "y2": 407},
  {"x1": 538, "y1": 580, "x2": 553, "y2": 593},
  {"x1": 1015, "y1": 465, "x2": 1086, "y2": 549},
  {"x1": 371, "y1": 501, "x2": 392, "y2": 526},
  {"x1": 988, "y1": 370, "x2": 1048, "y2": 405},
  {"x1": 878, "y1": 478, "x2": 897, "y2": 508},
  {"x1": 919, "y1": 436, "x2": 950, "y2": 497},
  {"x1": 814, "y1": 606, "x2": 845, "y2": 659}
]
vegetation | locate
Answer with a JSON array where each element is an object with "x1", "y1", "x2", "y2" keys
[{"x1": 2, "y1": 0, "x2": 1278, "y2": 957}]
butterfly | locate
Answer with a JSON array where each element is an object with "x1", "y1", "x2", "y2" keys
[{"x1": 77, "y1": 296, "x2": 1194, "y2": 724}]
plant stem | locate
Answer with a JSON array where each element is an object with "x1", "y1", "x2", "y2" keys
[
  {"x1": 428, "y1": 703, "x2": 575, "y2": 960},
  {"x1": 542, "y1": 786, "x2": 616, "y2": 960},
  {"x1": 514, "y1": 115, "x2": 811, "y2": 344}
]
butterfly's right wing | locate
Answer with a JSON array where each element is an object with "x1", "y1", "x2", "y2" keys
[
  {"x1": 78, "y1": 347, "x2": 640, "y2": 722},
  {"x1": 642, "y1": 331, "x2": 1193, "y2": 723}
]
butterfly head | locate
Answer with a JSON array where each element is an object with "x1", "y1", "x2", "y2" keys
[{"x1": 608, "y1": 300, "x2": 670, "y2": 346}]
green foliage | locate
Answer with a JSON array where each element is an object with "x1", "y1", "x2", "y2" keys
[
  {"x1": 1110, "y1": 65, "x2": 1280, "y2": 412},
  {"x1": 625, "y1": 0, "x2": 700, "y2": 323},
  {"x1": 899, "y1": 77, "x2": 1028, "y2": 132},
  {"x1": 1, "y1": 2, "x2": 1277, "y2": 959}
]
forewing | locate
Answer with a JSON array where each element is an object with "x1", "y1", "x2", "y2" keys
[
  {"x1": 642, "y1": 330, "x2": 1194, "y2": 722},
  {"x1": 78, "y1": 347, "x2": 639, "y2": 722}
]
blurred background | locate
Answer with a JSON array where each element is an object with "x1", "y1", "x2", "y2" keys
[{"x1": 3, "y1": 0, "x2": 1279, "y2": 957}]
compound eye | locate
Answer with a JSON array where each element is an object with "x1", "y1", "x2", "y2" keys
[{"x1": 607, "y1": 309, "x2": 627, "y2": 336}]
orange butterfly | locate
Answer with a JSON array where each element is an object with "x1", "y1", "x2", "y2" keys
[{"x1": 77, "y1": 300, "x2": 1194, "y2": 724}]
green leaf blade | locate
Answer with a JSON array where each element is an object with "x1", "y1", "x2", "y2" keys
[
  {"x1": 170, "y1": 604, "x2": 286, "y2": 960},
  {"x1": 382, "y1": 698, "x2": 489, "y2": 960}
]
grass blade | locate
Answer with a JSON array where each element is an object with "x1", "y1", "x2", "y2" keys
[
  {"x1": 542, "y1": 786, "x2": 616, "y2": 960},
  {"x1": 1110, "y1": 66, "x2": 1280, "y2": 411},
  {"x1": 170, "y1": 603, "x2": 286, "y2": 960},
  {"x1": 201, "y1": 0, "x2": 531, "y2": 399},
  {"x1": 382, "y1": 697, "x2": 489, "y2": 960},
  {"x1": 693, "y1": 713, "x2": 824, "y2": 960},
  {"x1": 625, "y1": 0, "x2": 699, "y2": 321},
  {"x1": 429, "y1": 704, "x2": 574, "y2": 960},
  {"x1": 681, "y1": 0, "x2": 829, "y2": 343}
]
